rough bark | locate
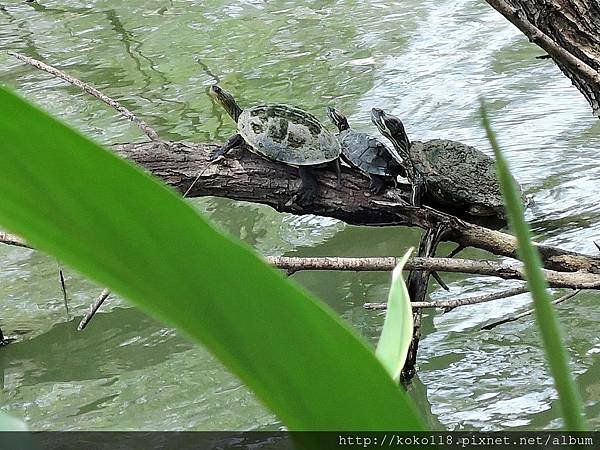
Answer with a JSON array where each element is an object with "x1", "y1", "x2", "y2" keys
[
  {"x1": 115, "y1": 140, "x2": 600, "y2": 274},
  {"x1": 266, "y1": 256, "x2": 600, "y2": 289},
  {"x1": 486, "y1": 0, "x2": 600, "y2": 116}
]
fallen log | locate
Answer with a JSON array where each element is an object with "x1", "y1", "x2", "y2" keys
[{"x1": 116, "y1": 140, "x2": 600, "y2": 275}]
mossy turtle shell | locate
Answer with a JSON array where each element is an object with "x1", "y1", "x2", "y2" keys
[
  {"x1": 238, "y1": 104, "x2": 341, "y2": 165},
  {"x1": 409, "y1": 139, "x2": 519, "y2": 215}
]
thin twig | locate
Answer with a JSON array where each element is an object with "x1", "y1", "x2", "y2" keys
[
  {"x1": 364, "y1": 285, "x2": 528, "y2": 310},
  {"x1": 77, "y1": 289, "x2": 111, "y2": 331},
  {"x1": 2, "y1": 232, "x2": 600, "y2": 290},
  {"x1": 481, "y1": 289, "x2": 583, "y2": 330},
  {"x1": 0, "y1": 230, "x2": 597, "y2": 326},
  {"x1": 447, "y1": 244, "x2": 466, "y2": 258},
  {"x1": 0, "y1": 232, "x2": 29, "y2": 248},
  {"x1": 8, "y1": 51, "x2": 162, "y2": 142}
]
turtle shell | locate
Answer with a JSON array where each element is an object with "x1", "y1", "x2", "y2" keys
[
  {"x1": 338, "y1": 129, "x2": 403, "y2": 177},
  {"x1": 409, "y1": 139, "x2": 521, "y2": 215},
  {"x1": 238, "y1": 104, "x2": 340, "y2": 166}
]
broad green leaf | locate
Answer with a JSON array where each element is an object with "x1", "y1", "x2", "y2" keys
[
  {"x1": 0, "y1": 87, "x2": 423, "y2": 432},
  {"x1": 376, "y1": 248, "x2": 414, "y2": 383},
  {"x1": 480, "y1": 100, "x2": 587, "y2": 431}
]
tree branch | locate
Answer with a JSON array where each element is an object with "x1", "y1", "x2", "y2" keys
[
  {"x1": 77, "y1": 289, "x2": 111, "y2": 331},
  {"x1": 481, "y1": 289, "x2": 582, "y2": 330},
  {"x1": 3, "y1": 231, "x2": 599, "y2": 289},
  {"x1": 485, "y1": 0, "x2": 600, "y2": 116},
  {"x1": 115, "y1": 140, "x2": 600, "y2": 275},
  {"x1": 8, "y1": 51, "x2": 600, "y2": 274},
  {"x1": 266, "y1": 256, "x2": 600, "y2": 289},
  {"x1": 8, "y1": 51, "x2": 162, "y2": 142},
  {"x1": 364, "y1": 285, "x2": 529, "y2": 310}
]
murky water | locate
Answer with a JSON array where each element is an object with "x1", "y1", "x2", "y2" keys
[{"x1": 1, "y1": 0, "x2": 599, "y2": 431}]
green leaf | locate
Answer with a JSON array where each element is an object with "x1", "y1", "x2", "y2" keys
[
  {"x1": 376, "y1": 248, "x2": 414, "y2": 383},
  {"x1": 0, "y1": 86, "x2": 423, "y2": 432},
  {"x1": 480, "y1": 99, "x2": 587, "y2": 431}
]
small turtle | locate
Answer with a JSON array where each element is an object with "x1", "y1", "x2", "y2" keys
[
  {"x1": 371, "y1": 108, "x2": 524, "y2": 217},
  {"x1": 210, "y1": 85, "x2": 341, "y2": 206},
  {"x1": 326, "y1": 107, "x2": 405, "y2": 194}
]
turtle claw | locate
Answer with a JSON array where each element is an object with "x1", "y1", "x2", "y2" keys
[
  {"x1": 210, "y1": 148, "x2": 226, "y2": 162},
  {"x1": 211, "y1": 134, "x2": 244, "y2": 162}
]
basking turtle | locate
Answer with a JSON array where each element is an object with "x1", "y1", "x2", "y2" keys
[
  {"x1": 326, "y1": 107, "x2": 405, "y2": 194},
  {"x1": 371, "y1": 108, "x2": 524, "y2": 217},
  {"x1": 210, "y1": 85, "x2": 341, "y2": 206}
]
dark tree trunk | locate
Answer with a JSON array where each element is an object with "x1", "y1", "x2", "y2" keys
[{"x1": 486, "y1": 0, "x2": 600, "y2": 116}]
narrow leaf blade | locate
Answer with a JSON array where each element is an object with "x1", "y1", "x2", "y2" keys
[
  {"x1": 480, "y1": 99, "x2": 587, "y2": 431},
  {"x1": 376, "y1": 248, "x2": 414, "y2": 383}
]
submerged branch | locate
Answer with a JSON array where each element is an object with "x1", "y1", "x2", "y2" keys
[
  {"x1": 481, "y1": 289, "x2": 583, "y2": 330},
  {"x1": 8, "y1": 51, "x2": 162, "y2": 142},
  {"x1": 364, "y1": 285, "x2": 529, "y2": 310},
  {"x1": 115, "y1": 140, "x2": 600, "y2": 276}
]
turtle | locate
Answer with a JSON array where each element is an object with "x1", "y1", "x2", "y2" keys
[
  {"x1": 209, "y1": 85, "x2": 341, "y2": 206},
  {"x1": 370, "y1": 108, "x2": 525, "y2": 217},
  {"x1": 326, "y1": 107, "x2": 406, "y2": 194}
]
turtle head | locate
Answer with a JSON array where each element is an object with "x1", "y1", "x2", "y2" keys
[
  {"x1": 210, "y1": 85, "x2": 243, "y2": 122},
  {"x1": 326, "y1": 107, "x2": 350, "y2": 132},
  {"x1": 371, "y1": 108, "x2": 410, "y2": 156}
]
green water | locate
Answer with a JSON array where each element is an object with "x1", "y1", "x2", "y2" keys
[{"x1": 1, "y1": 0, "x2": 599, "y2": 431}]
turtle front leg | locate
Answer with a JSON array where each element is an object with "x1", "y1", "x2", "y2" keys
[
  {"x1": 210, "y1": 133, "x2": 245, "y2": 161},
  {"x1": 295, "y1": 166, "x2": 319, "y2": 207},
  {"x1": 368, "y1": 174, "x2": 386, "y2": 194},
  {"x1": 333, "y1": 159, "x2": 342, "y2": 187}
]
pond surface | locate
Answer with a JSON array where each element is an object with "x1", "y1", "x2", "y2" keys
[{"x1": 1, "y1": 0, "x2": 599, "y2": 431}]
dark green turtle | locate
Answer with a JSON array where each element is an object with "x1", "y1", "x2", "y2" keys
[
  {"x1": 326, "y1": 107, "x2": 405, "y2": 194},
  {"x1": 209, "y1": 85, "x2": 341, "y2": 206},
  {"x1": 371, "y1": 108, "x2": 524, "y2": 217}
]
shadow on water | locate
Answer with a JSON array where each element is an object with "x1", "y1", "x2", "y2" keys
[
  {"x1": 517, "y1": 354, "x2": 600, "y2": 430},
  {"x1": 0, "y1": 307, "x2": 192, "y2": 388}
]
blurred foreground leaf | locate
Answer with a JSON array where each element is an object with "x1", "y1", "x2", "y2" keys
[
  {"x1": 0, "y1": 87, "x2": 423, "y2": 434},
  {"x1": 376, "y1": 248, "x2": 414, "y2": 383},
  {"x1": 480, "y1": 99, "x2": 587, "y2": 431}
]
